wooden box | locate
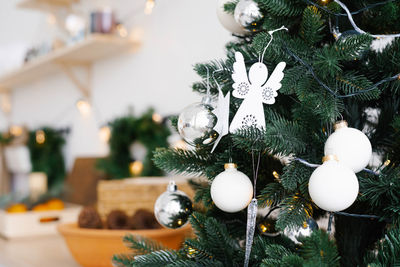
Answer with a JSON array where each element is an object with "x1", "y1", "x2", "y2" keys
[
  {"x1": 0, "y1": 203, "x2": 81, "y2": 239},
  {"x1": 97, "y1": 177, "x2": 194, "y2": 218}
]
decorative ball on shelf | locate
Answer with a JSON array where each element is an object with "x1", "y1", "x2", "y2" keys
[
  {"x1": 107, "y1": 210, "x2": 130, "y2": 229},
  {"x1": 211, "y1": 163, "x2": 253, "y2": 213},
  {"x1": 130, "y1": 209, "x2": 161, "y2": 230},
  {"x1": 324, "y1": 120, "x2": 372, "y2": 173},
  {"x1": 216, "y1": 0, "x2": 247, "y2": 35},
  {"x1": 78, "y1": 206, "x2": 103, "y2": 229},
  {"x1": 154, "y1": 181, "x2": 193, "y2": 229},
  {"x1": 178, "y1": 97, "x2": 218, "y2": 146},
  {"x1": 234, "y1": 0, "x2": 263, "y2": 27},
  {"x1": 309, "y1": 155, "x2": 359, "y2": 212},
  {"x1": 283, "y1": 218, "x2": 319, "y2": 244}
]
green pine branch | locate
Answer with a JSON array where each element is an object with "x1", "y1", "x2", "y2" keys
[
  {"x1": 257, "y1": 0, "x2": 304, "y2": 17},
  {"x1": 300, "y1": 6, "x2": 325, "y2": 47},
  {"x1": 301, "y1": 230, "x2": 340, "y2": 267},
  {"x1": 366, "y1": 225, "x2": 400, "y2": 266},
  {"x1": 276, "y1": 194, "x2": 313, "y2": 231},
  {"x1": 153, "y1": 148, "x2": 212, "y2": 176}
]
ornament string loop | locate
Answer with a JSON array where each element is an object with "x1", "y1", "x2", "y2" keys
[{"x1": 260, "y1": 26, "x2": 288, "y2": 63}]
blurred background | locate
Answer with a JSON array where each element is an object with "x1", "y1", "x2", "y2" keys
[
  {"x1": 0, "y1": 1, "x2": 232, "y2": 266},
  {"x1": 0, "y1": 0, "x2": 231, "y2": 169}
]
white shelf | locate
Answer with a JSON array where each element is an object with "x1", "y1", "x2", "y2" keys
[
  {"x1": 18, "y1": 0, "x2": 79, "y2": 11},
  {"x1": 0, "y1": 34, "x2": 140, "y2": 91}
]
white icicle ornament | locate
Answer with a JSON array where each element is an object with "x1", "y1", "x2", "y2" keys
[{"x1": 211, "y1": 163, "x2": 253, "y2": 213}]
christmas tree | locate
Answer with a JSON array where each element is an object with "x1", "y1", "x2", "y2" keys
[{"x1": 114, "y1": 0, "x2": 400, "y2": 266}]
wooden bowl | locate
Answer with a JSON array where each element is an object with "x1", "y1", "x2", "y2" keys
[{"x1": 58, "y1": 223, "x2": 191, "y2": 267}]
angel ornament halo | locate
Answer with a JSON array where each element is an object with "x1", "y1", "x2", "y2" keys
[{"x1": 229, "y1": 26, "x2": 288, "y2": 133}]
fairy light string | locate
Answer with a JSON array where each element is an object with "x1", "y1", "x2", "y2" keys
[
  {"x1": 305, "y1": 0, "x2": 397, "y2": 17},
  {"x1": 304, "y1": 0, "x2": 400, "y2": 38}
]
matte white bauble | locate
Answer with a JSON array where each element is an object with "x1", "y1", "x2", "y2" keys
[
  {"x1": 324, "y1": 121, "x2": 372, "y2": 173},
  {"x1": 216, "y1": 0, "x2": 247, "y2": 35},
  {"x1": 211, "y1": 163, "x2": 253, "y2": 213},
  {"x1": 308, "y1": 155, "x2": 359, "y2": 212}
]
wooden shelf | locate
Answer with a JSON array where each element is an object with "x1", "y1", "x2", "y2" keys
[
  {"x1": 0, "y1": 34, "x2": 140, "y2": 91},
  {"x1": 18, "y1": 0, "x2": 79, "y2": 10}
]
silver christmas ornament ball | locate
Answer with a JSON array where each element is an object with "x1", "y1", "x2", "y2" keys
[
  {"x1": 178, "y1": 99, "x2": 218, "y2": 146},
  {"x1": 154, "y1": 181, "x2": 193, "y2": 229},
  {"x1": 234, "y1": 0, "x2": 263, "y2": 27},
  {"x1": 283, "y1": 218, "x2": 319, "y2": 244}
]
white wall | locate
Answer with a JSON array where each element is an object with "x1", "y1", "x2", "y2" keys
[{"x1": 0, "y1": 0, "x2": 232, "y2": 168}]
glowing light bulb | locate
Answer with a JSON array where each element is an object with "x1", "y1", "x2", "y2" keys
[
  {"x1": 99, "y1": 126, "x2": 111, "y2": 143},
  {"x1": 144, "y1": 0, "x2": 155, "y2": 15},
  {"x1": 36, "y1": 130, "x2": 46, "y2": 144},
  {"x1": 10, "y1": 125, "x2": 23, "y2": 136},
  {"x1": 129, "y1": 161, "x2": 144, "y2": 176},
  {"x1": 272, "y1": 171, "x2": 280, "y2": 179},
  {"x1": 76, "y1": 99, "x2": 91, "y2": 117},
  {"x1": 116, "y1": 24, "x2": 128, "y2": 38},
  {"x1": 152, "y1": 113, "x2": 162, "y2": 123},
  {"x1": 319, "y1": 0, "x2": 331, "y2": 5}
]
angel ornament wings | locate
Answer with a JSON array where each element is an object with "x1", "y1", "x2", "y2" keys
[{"x1": 229, "y1": 51, "x2": 286, "y2": 133}]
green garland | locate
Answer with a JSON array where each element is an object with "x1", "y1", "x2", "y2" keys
[
  {"x1": 27, "y1": 128, "x2": 66, "y2": 188},
  {"x1": 97, "y1": 109, "x2": 171, "y2": 179}
]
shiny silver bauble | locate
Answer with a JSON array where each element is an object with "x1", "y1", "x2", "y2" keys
[
  {"x1": 283, "y1": 218, "x2": 319, "y2": 244},
  {"x1": 234, "y1": 0, "x2": 263, "y2": 27},
  {"x1": 178, "y1": 100, "x2": 218, "y2": 146},
  {"x1": 154, "y1": 181, "x2": 193, "y2": 229}
]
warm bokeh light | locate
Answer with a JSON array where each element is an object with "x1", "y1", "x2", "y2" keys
[
  {"x1": 36, "y1": 130, "x2": 46, "y2": 144},
  {"x1": 129, "y1": 160, "x2": 143, "y2": 176},
  {"x1": 76, "y1": 99, "x2": 91, "y2": 117},
  {"x1": 116, "y1": 24, "x2": 128, "y2": 38},
  {"x1": 99, "y1": 126, "x2": 111, "y2": 143},
  {"x1": 47, "y1": 14, "x2": 57, "y2": 25},
  {"x1": 10, "y1": 125, "x2": 23, "y2": 136},
  {"x1": 144, "y1": 0, "x2": 155, "y2": 15},
  {"x1": 152, "y1": 113, "x2": 162, "y2": 123}
]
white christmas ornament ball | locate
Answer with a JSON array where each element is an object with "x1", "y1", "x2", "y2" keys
[
  {"x1": 324, "y1": 121, "x2": 372, "y2": 173},
  {"x1": 308, "y1": 155, "x2": 359, "y2": 212},
  {"x1": 211, "y1": 163, "x2": 253, "y2": 213},
  {"x1": 216, "y1": 0, "x2": 247, "y2": 35}
]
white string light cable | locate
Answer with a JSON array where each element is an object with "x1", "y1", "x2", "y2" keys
[{"x1": 334, "y1": 0, "x2": 400, "y2": 38}]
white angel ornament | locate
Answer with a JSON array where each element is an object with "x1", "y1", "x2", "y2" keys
[
  {"x1": 229, "y1": 51, "x2": 286, "y2": 133},
  {"x1": 229, "y1": 26, "x2": 288, "y2": 134}
]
